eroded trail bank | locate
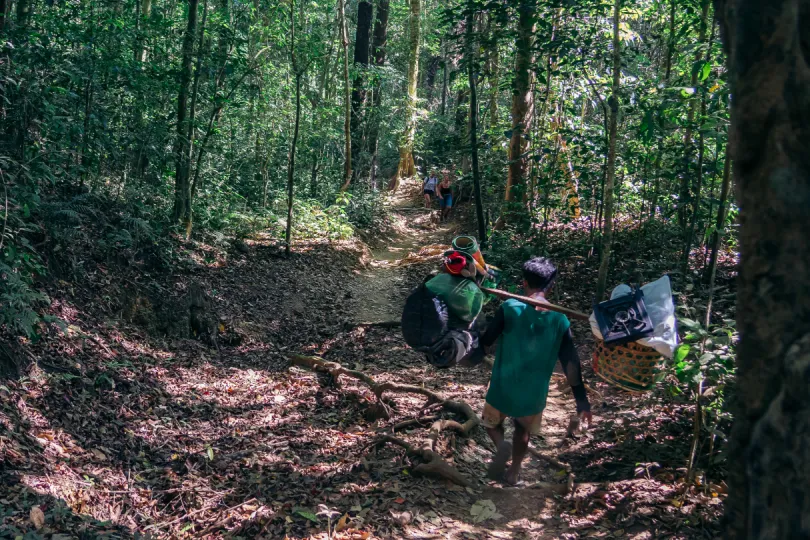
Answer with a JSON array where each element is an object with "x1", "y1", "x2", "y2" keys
[{"x1": 0, "y1": 184, "x2": 722, "y2": 539}]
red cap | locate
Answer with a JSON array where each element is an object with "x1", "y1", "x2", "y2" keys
[{"x1": 444, "y1": 251, "x2": 468, "y2": 275}]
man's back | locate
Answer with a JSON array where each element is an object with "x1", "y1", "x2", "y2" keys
[{"x1": 488, "y1": 299, "x2": 570, "y2": 417}]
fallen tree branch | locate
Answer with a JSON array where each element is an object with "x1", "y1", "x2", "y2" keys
[{"x1": 374, "y1": 435, "x2": 471, "y2": 487}]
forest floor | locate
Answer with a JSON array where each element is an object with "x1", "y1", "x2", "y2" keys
[{"x1": 0, "y1": 180, "x2": 727, "y2": 539}]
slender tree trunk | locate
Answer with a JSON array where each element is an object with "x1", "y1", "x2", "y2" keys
[
  {"x1": 367, "y1": 0, "x2": 389, "y2": 186},
  {"x1": 351, "y1": 0, "x2": 374, "y2": 189},
  {"x1": 486, "y1": 14, "x2": 498, "y2": 129},
  {"x1": 348, "y1": 0, "x2": 372, "y2": 186},
  {"x1": 0, "y1": 0, "x2": 7, "y2": 31},
  {"x1": 663, "y1": 0, "x2": 676, "y2": 82},
  {"x1": 134, "y1": 0, "x2": 152, "y2": 62},
  {"x1": 441, "y1": 40, "x2": 449, "y2": 116},
  {"x1": 286, "y1": 75, "x2": 302, "y2": 257},
  {"x1": 703, "y1": 150, "x2": 730, "y2": 314},
  {"x1": 467, "y1": 4, "x2": 486, "y2": 245},
  {"x1": 594, "y1": 0, "x2": 621, "y2": 301},
  {"x1": 678, "y1": 0, "x2": 710, "y2": 227},
  {"x1": 338, "y1": 0, "x2": 352, "y2": 190},
  {"x1": 172, "y1": 0, "x2": 200, "y2": 236},
  {"x1": 499, "y1": 0, "x2": 535, "y2": 223},
  {"x1": 286, "y1": 0, "x2": 304, "y2": 258},
  {"x1": 393, "y1": 0, "x2": 421, "y2": 189}
]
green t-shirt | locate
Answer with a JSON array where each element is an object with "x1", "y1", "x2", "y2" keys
[
  {"x1": 486, "y1": 299, "x2": 571, "y2": 418},
  {"x1": 425, "y1": 273, "x2": 484, "y2": 328}
]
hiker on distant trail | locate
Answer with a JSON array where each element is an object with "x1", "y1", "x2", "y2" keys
[
  {"x1": 480, "y1": 257, "x2": 592, "y2": 485},
  {"x1": 423, "y1": 170, "x2": 439, "y2": 208},
  {"x1": 438, "y1": 172, "x2": 453, "y2": 222},
  {"x1": 401, "y1": 246, "x2": 489, "y2": 368}
]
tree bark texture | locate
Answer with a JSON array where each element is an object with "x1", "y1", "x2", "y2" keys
[
  {"x1": 503, "y1": 0, "x2": 536, "y2": 207},
  {"x1": 394, "y1": 0, "x2": 421, "y2": 188},
  {"x1": 594, "y1": 0, "x2": 621, "y2": 302},
  {"x1": 338, "y1": 0, "x2": 352, "y2": 191},
  {"x1": 348, "y1": 0, "x2": 373, "y2": 186},
  {"x1": 172, "y1": 0, "x2": 200, "y2": 236},
  {"x1": 716, "y1": 0, "x2": 810, "y2": 537},
  {"x1": 466, "y1": 5, "x2": 486, "y2": 245}
]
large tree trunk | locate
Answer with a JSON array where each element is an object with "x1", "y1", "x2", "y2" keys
[
  {"x1": 716, "y1": 0, "x2": 810, "y2": 538},
  {"x1": 594, "y1": 0, "x2": 621, "y2": 301},
  {"x1": 172, "y1": 0, "x2": 200, "y2": 237},
  {"x1": 367, "y1": 0, "x2": 389, "y2": 188},
  {"x1": 347, "y1": 0, "x2": 372, "y2": 187},
  {"x1": 677, "y1": 0, "x2": 710, "y2": 228},
  {"x1": 467, "y1": 4, "x2": 486, "y2": 245},
  {"x1": 393, "y1": 0, "x2": 420, "y2": 190},
  {"x1": 500, "y1": 0, "x2": 536, "y2": 219},
  {"x1": 338, "y1": 0, "x2": 352, "y2": 191}
]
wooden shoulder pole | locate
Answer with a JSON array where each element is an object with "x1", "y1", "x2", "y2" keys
[{"x1": 480, "y1": 287, "x2": 590, "y2": 321}]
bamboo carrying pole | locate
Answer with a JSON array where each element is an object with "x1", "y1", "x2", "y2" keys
[{"x1": 480, "y1": 287, "x2": 590, "y2": 321}]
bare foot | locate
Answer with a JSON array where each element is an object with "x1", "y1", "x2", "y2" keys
[
  {"x1": 487, "y1": 441, "x2": 512, "y2": 480},
  {"x1": 504, "y1": 464, "x2": 521, "y2": 485}
]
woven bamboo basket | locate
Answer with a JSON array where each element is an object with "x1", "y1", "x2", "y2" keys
[{"x1": 593, "y1": 339, "x2": 665, "y2": 392}]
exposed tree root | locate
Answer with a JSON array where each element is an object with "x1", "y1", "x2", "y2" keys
[
  {"x1": 290, "y1": 355, "x2": 479, "y2": 486},
  {"x1": 290, "y1": 355, "x2": 480, "y2": 438},
  {"x1": 374, "y1": 435, "x2": 472, "y2": 487}
]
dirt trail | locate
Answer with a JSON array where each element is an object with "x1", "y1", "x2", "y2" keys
[
  {"x1": 0, "y1": 179, "x2": 721, "y2": 539},
  {"x1": 335, "y1": 182, "x2": 588, "y2": 538}
]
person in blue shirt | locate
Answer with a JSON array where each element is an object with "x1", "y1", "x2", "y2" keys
[{"x1": 480, "y1": 257, "x2": 592, "y2": 484}]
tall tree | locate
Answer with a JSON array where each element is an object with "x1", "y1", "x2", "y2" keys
[
  {"x1": 348, "y1": 0, "x2": 373, "y2": 186},
  {"x1": 367, "y1": 0, "x2": 390, "y2": 187},
  {"x1": 338, "y1": 0, "x2": 352, "y2": 190},
  {"x1": 594, "y1": 0, "x2": 621, "y2": 301},
  {"x1": 393, "y1": 0, "x2": 421, "y2": 189},
  {"x1": 501, "y1": 0, "x2": 536, "y2": 219},
  {"x1": 716, "y1": 0, "x2": 810, "y2": 537},
  {"x1": 172, "y1": 0, "x2": 200, "y2": 236},
  {"x1": 286, "y1": 0, "x2": 306, "y2": 257},
  {"x1": 677, "y1": 0, "x2": 710, "y2": 227},
  {"x1": 466, "y1": 2, "x2": 485, "y2": 245}
]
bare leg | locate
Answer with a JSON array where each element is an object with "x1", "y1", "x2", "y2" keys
[
  {"x1": 486, "y1": 425, "x2": 512, "y2": 480},
  {"x1": 504, "y1": 421, "x2": 529, "y2": 485}
]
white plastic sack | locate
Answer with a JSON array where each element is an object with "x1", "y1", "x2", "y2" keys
[{"x1": 589, "y1": 275, "x2": 678, "y2": 358}]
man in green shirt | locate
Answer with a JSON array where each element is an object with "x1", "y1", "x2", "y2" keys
[{"x1": 480, "y1": 257, "x2": 592, "y2": 484}]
